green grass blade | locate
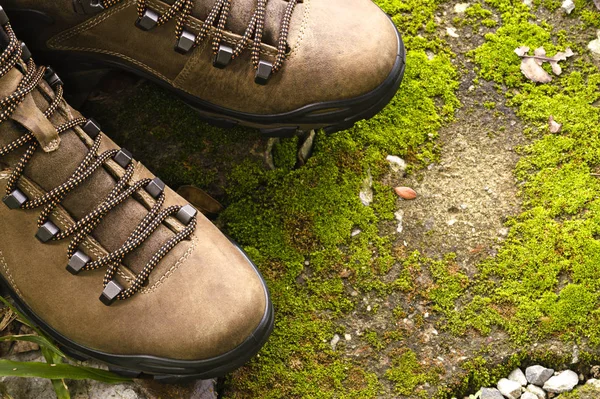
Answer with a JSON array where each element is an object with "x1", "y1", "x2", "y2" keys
[
  {"x1": 41, "y1": 347, "x2": 70, "y2": 399},
  {"x1": 0, "y1": 360, "x2": 132, "y2": 384},
  {"x1": 0, "y1": 335, "x2": 66, "y2": 359}
]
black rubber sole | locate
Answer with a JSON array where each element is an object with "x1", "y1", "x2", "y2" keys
[
  {"x1": 8, "y1": 8, "x2": 406, "y2": 138},
  {"x1": 0, "y1": 245, "x2": 274, "y2": 383}
]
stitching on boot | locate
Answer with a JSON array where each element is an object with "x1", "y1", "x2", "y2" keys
[
  {"x1": 0, "y1": 173, "x2": 23, "y2": 297},
  {"x1": 287, "y1": 0, "x2": 311, "y2": 61},
  {"x1": 141, "y1": 235, "x2": 197, "y2": 294},
  {"x1": 173, "y1": 38, "x2": 210, "y2": 90},
  {"x1": 4, "y1": 170, "x2": 194, "y2": 290},
  {"x1": 18, "y1": 179, "x2": 136, "y2": 282},
  {"x1": 47, "y1": 1, "x2": 172, "y2": 83}
]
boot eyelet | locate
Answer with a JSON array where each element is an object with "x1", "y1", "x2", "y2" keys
[
  {"x1": 145, "y1": 178, "x2": 165, "y2": 199},
  {"x1": 113, "y1": 148, "x2": 133, "y2": 168},
  {"x1": 82, "y1": 118, "x2": 102, "y2": 139},
  {"x1": 20, "y1": 42, "x2": 32, "y2": 62},
  {"x1": 36, "y1": 221, "x2": 60, "y2": 243},
  {"x1": 213, "y1": 44, "x2": 233, "y2": 69},
  {"x1": 100, "y1": 281, "x2": 123, "y2": 306},
  {"x1": 3, "y1": 189, "x2": 28, "y2": 209},
  {"x1": 44, "y1": 67, "x2": 63, "y2": 88},
  {"x1": 73, "y1": 0, "x2": 105, "y2": 15},
  {"x1": 0, "y1": 6, "x2": 9, "y2": 26},
  {"x1": 176, "y1": 204, "x2": 197, "y2": 225},
  {"x1": 255, "y1": 60, "x2": 273, "y2": 85},
  {"x1": 67, "y1": 250, "x2": 91, "y2": 275},
  {"x1": 135, "y1": 8, "x2": 159, "y2": 31},
  {"x1": 175, "y1": 29, "x2": 196, "y2": 54}
]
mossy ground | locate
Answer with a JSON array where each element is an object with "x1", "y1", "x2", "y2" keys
[{"x1": 78, "y1": 0, "x2": 600, "y2": 397}]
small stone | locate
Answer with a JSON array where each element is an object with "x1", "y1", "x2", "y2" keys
[
  {"x1": 395, "y1": 210, "x2": 404, "y2": 234},
  {"x1": 521, "y1": 393, "x2": 538, "y2": 399},
  {"x1": 526, "y1": 365, "x2": 555, "y2": 386},
  {"x1": 561, "y1": 0, "x2": 575, "y2": 14},
  {"x1": 498, "y1": 378, "x2": 522, "y2": 399},
  {"x1": 589, "y1": 31, "x2": 600, "y2": 58},
  {"x1": 543, "y1": 370, "x2": 579, "y2": 393},
  {"x1": 386, "y1": 155, "x2": 407, "y2": 174},
  {"x1": 344, "y1": 334, "x2": 352, "y2": 341},
  {"x1": 481, "y1": 387, "x2": 504, "y2": 399},
  {"x1": 509, "y1": 368, "x2": 528, "y2": 386},
  {"x1": 394, "y1": 187, "x2": 417, "y2": 200},
  {"x1": 523, "y1": 0, "x2": 533, "y2": 6},
  {"x1": 447, "y1": 27, "x2": 460, "y2": 38},
  {"x1": 330, "y1": 334, "x2": 340, "y2": 351},
  {"x1": 548, "y1": 116, "x2": 562, "y2": 134},
  {"x1": 587, "y1": 378, "x2": 600, "y2": 389},
  {"x1": 525, "y1": 384, "x2": 546, "y2": 399},
  {"x1": 351, "y1": 229, "x2": 361, "y2": 237},
  {"x1": 454, "y1": 3, "x2": 470, "y2": 13}
]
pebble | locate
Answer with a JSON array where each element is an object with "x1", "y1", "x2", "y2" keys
[
  {"x1": 453, "y1": 3, "x2": 470, "y2": 13},
  {"x1": 344, "y1": 334, "x2": 352, "y2": 341},
  {"x1": 508, "y1": 368, "x2": 528, "y2": 386},
  {"x1": 497, "y1": 378, "x2": 522, "y2": 399},
  {"x1": 480, "y1": 388, "x2": 504, "y2": 399},
  {"x1": 394, "y1": 187, "x2": 417, "y2": 200},
  {"x1": 561, "y1": 0, "x2": 575, "y2": 14},
  {"x1": 587, "y1": 378, "x2": 600, "y2": 389},
  {"x1": 525, "y1": 384, "x2": 546, "y2": 399},
  {"x1": 395, "y1": 210, "x2": 404, "y2": 234},
  {"x1": 481, "y1": 387, "x2": 504, "y2": 399},
  {"x1": 589, "y1": 31, "x2": 600, "y2": 58},
  {"x1": 543, "y1": 370, "x2": 578, "y2": 393},
  {"x1": 330, "y1": 334, "x2": 340, "y2": 351},
  {"x1": 526, "y1": 365, "x2": 554, "y2": 386},
  {"x1": 521, "y1": 393, "x2": 537, "y2": 399},
  {"x1": 447, "y1": 27, "x2": 460, "y2": 38},
  {"x1": 386, "y1": 155, "x2": 407, "y2": 174}
]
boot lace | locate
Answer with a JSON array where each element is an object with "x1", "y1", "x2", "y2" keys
[
  {"x1": 0, "y1": 21, "x2": 197, "y2": 305},
  {"x1": 101, "y1": 0, "x2": 299, "y2": 82}
]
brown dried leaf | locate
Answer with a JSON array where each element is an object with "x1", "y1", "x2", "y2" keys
[
  {"x1": 533, "y1": 47, "x2": 547, "y2": 65},
  {"x1": 176, "y1": 185, "x2": 224, "y2": 216},
  {"x1": 515, "y1": 46, "x2": 575, "y2": 82},
  {"x1": 520, "y1": 58, "x2": 553, "y2": 83},
  {"x1": 549, "y1": 116, "x2": 562, "y2": 133},
  {"x1": 514, "y1": 46, "x2": 530, "y2": 57}
]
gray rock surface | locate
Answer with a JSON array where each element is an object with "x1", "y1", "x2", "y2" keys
[
  {"x1": 525, "y1": 384, "x2": 546, "y2": 399},
  {"x1": 521, "y1": 392, "x2": 538, "y2": 399},
  {"x1": 481, "y1": 387, "x2": 505, "y2": 399},
  {"x1": 543, "y1": 370, "x2": 579, "y2": 394},
  {"x1": 526, "y1": 365, "x2": 554, "y2": 386},
  {"x1": 497, "y1": 378, "x2": 522, "y2": 399},
  {"x1": 509, "y1": 368, "x2": 528, "y2": 386}
]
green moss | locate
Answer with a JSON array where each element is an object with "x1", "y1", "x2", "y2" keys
[
  {"x1": 556, "y1": 384, "x2": 600, "y2": 399},
  {"x1": 385, "y1": 350, "x2": 441, "y2": 396},
  {"x1": 449, "y1": 0, "x2": 600, "y2": 352}
]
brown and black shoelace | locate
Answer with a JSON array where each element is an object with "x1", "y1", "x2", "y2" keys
[
  {"x1": 100, "y1": 0, "x2": 299, "y2": 83},
  {"x1": 0, "y1": 18, "x2": 197, "y2": 305}
]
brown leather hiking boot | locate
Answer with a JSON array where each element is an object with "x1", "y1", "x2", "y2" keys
[
  {"x1": 2, "y1": 0, "x2": 405, "y2": 136},
  {"x1": 0, "y1": 7, "x2": 273, "y2": 382}
]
